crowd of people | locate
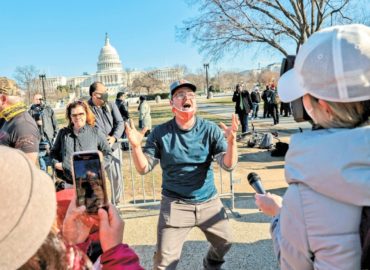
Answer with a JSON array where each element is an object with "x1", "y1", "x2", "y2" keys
[
  {"x1": 0, "y1": 23, "x2": 370, "y2": 269},
  {"x1": 233, "y1": 82, "x2": 292, "y2": 133}
]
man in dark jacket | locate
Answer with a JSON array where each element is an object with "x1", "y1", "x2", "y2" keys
[
  {"x1": 232, "y1": 84, "x2": 252, "y2": 134},
  {"x1": 261, "y1": 85, "x2": 271, "y2": 118},
  {"x1": 29, "y1": 93, "x2": 58, "y2": 172},
  {"x1": 115, "y1": 92, "x2": 129, "y2": 121},
  {"x1": 88, "y1": 82, "x2": 124, "y2": 204},
  {"x1": 264, "y1": 87, "x2": 279, "y2": 125}
]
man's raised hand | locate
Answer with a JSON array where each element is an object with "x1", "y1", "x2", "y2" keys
[
  {"x1": 125, "y1": 119, "x2": 148, "y2": 148},
  {"x1": 219, "y1": 114, "x2": 239, "y2": 143}
]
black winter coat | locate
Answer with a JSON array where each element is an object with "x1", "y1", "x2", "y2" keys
[{"x1": 232, "y1": 90, "x2": 252, "y2": 114}]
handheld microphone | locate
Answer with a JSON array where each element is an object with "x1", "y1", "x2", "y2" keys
[{"x1": 247, "y1": 172, "x2": 266, "y2": 194}]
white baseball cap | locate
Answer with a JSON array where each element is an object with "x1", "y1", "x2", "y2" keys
[
  {"x1": 0, "y1": 146, "x2": 56, "y2": 269},
  {"x1": 278, "y1": 24, "x2": 370, "y2": 103}
]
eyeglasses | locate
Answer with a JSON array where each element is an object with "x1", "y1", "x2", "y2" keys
[
  {"x1": 71, "y1": 112, "x2": 85, "y2": 118},
  {"x1": 173, "y1": 93, "x2": 196, "y2": 100}
]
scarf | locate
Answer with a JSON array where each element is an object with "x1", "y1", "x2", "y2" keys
[{"x1": 0, "y1": 102, "x2": 28, "y2": 121}]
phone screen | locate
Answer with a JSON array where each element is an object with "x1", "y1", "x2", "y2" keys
[{"x1": 73, "y1": 151, "x2": 107, "y2": 214}]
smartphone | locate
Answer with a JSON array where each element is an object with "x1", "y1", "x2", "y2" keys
[{"x1": 71, "y1": 150, "x2": 108, "y2": 214}]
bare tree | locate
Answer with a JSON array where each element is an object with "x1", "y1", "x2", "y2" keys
[
  {"x1": 257, "y1": 70, "x2": 280, "y2": 87},
  {"x1": 184, "y1": 70, "x2": 206, "y2": 93},
  {"x1": 131, "y1": 72, "x2": 165, "y2": 95},
  {"x1": 179, "y1": 0, "x2": 368, "y2": 59},
  {"x1": 13, "y1": 65, "x2": 40, "y2": 104}
]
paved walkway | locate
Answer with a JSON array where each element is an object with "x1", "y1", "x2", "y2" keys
[{"x1": 123, "y1": 99, "x2": 312, "y2": 269}]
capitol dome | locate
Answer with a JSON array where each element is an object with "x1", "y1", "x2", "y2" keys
[{"x1": 97, "y1": 33, "x2": 123, "y2": 73}]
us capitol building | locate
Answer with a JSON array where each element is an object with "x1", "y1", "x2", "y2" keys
[{"x1": 40, "y1": 34, "x2": 184, "y2": 96}]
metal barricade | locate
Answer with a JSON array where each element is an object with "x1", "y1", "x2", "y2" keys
[{"x1": 114, "y1": 138, "x2": 237, "y2": 215}]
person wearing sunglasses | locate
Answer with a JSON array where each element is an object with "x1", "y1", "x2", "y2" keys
[
  {"x1": 125, "y1": 79, "x2": 239, "y2": 269},
  {"x1": 88, "y1": 82, "x2": 124, "y2": 205}
]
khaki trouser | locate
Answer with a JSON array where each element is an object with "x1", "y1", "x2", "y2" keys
[{"x1": 153, "y1": 196, "x2": 232, "y2": 270}]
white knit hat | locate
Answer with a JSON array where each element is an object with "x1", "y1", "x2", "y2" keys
[{"x1": 278, "y1": 24, "x2": 370, "y2": 103}]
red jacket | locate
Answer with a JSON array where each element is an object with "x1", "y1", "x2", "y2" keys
[{"x1": 100, "y1": 244, "x2": 144, "y2": 270}]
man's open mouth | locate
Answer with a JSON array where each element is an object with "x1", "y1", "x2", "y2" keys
[{"x1": 182, "y1": 103, "x2": 192, "y2": 110}]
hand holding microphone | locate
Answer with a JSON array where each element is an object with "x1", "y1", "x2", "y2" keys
[
  {"x1": 248, "y1": 172, "x2": 282, "y2": 217},
  {"x1": 247, "y1": 172, "x2": 266, "y2": 194}
]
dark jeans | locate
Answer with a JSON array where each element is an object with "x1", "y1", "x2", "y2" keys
[
  {"x1": 39, "y1": 150, "x2": 52, "y2": 172},
  {"x1": 252, "y1": 102, "x2": 259, "y2": 118},
  {"x1": 237, "y1": 112, "x2": 249, "y2": 133}
]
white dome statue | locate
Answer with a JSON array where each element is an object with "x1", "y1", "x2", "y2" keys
[{"x1": 97, "y1": 33, "x2": 123, "y2": 73}]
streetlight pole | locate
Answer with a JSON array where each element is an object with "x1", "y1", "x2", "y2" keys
[
  {"x1": 39, "y1": 74, "x2": 46, "y2": 103},
  {"x1": 203, "y1": 63, "x2": 209, "y2": 98}
]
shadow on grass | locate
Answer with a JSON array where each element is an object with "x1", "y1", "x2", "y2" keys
[{"x1": 238, "y1": 150, "x2": 285, "y2": 163}]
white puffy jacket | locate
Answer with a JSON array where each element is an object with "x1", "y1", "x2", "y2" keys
[{"x1": 271, "y1": 125, "x2": 370, "y2": 270}]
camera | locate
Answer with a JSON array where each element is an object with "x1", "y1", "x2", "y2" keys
[
  {"x1": 280, "y1": 55, "x2": 312, "y2": 123},
  {"x1": 32, "y1": 104, "x2": 44, "y2": 122}
]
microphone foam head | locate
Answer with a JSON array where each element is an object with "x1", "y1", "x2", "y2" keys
[{"x1": 247, "y1": 172, "x2": 260, "y2": 184}]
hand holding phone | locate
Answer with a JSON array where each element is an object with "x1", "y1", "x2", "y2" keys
[
  {"x1": 63, "y1": 196, "x2": 97, "y2": 245},
  {"x1": 72, "y1": 150, "x2": 108, "y2": 214},
  {"x1": 98, "y1": 203, "x2": 124, "y2": 252}
]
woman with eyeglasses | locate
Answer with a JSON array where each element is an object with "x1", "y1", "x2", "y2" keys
[{"x1": 50, "y1": 100, "x2": 112, "y2": 186}]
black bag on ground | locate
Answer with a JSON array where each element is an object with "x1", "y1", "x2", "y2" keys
[{"x1": 271, "y1": 142, "x2": 289, "y2": 157}]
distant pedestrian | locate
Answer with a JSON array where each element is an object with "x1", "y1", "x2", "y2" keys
[
  {"x1": 265, "y1": 87, "x2": 279, "y2": 125},
  {"x1": 232, "y1": 84, "x2": 252, "y2": 134},
  {"x1": 116, "y1": 92, "x2": 130, "y2": 150},
  {"x1": 271, "y1": 86, "x2": 280, "y2": 125},
  {"x1": 138, "y1": 95, "x2": 151, "y2": 137},
  {"x1": 262, "y1": 85, "x2": 271, "y2": 118},
  {"x1": 88, "y1": 82, "x2": 124, "y2": 204},
  {"x1": 0, "y1": 77, "x2": 39, "y2": 164},
  {"x1": 115, "y1": 92, "x2": 129, "y2": 122},
  {"x1": 250, "y1": 86, "x2": 261, "y2": 120},
  {"x1": 29, "y1": 93, "x2": 58, "y2": 172}
]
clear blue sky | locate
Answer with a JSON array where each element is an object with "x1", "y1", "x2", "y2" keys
[{"x1": 0, "y1": 0, "x2": 283, "y2": 79}]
